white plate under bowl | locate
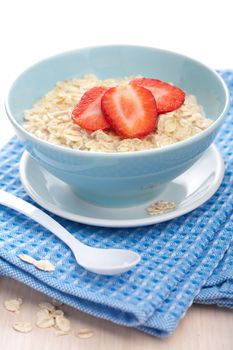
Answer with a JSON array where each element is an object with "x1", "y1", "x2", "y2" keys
[{"x1": 19, "y1": 145, "x2": 224, "y2": 228}]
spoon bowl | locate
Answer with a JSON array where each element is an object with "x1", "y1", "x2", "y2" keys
[
  {"x1": 75, "y1": 247, "x2": 140, "y2": 275},
  {"x1": 0, "y1": 189, "x2": 140, "y2": 275}
]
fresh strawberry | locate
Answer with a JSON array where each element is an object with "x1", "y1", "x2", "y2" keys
[
  {"x1": 130, "y1": 78, "x2": 185, "y2": 114},
  {"x1": 72, "y1": 87, "x2": 110, "y2": 131},
  {"x1": 101, "y1": 84, "x2": 158, "y2": 138}
]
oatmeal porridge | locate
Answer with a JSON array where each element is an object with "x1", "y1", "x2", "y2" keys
[{"x1": 23, "y1": 74, "x2": 213, "y2": 152}]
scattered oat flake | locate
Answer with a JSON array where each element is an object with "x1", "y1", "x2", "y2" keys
[
  {"x1": 36, "y1": 317, "x2": 54, "y2": 329},
  {"x1": 75, "y1": 329, "x2": 94, "y2": 339},
  {"x1": 18, "y1": 254, "x2": 36, "y2": 264},
  {"x1": 51, "y1": 298, "x2": 63, "y2": 307},
  {"x1": 35, "y1": 260, "x2": 55, "y2": 272},
  {"x1": 4, "y1": 298, "x2": 23, "y2": 312},
  {"x1": 55, "y1": 315, "x2": 71, "y2": 332},
  {"x1": 52, "y1": 309, "x2": 64, "y2": 317},
  {"x1": 38, "y1": 302, "x2": 55, "y2": 312},
  {"x1": 18, "y1": 254, "x2": 55, "y2": 272},
  {"x1": 36, "y1": 308, "x2": 51, "y2": 319},
  {"x1": 13, "y1": 321, "x2": 32, "y2": 333},
  {"x1": 36, "y1": 309, "x2": 54, "y2": 328},
  {"x1": 146, "y1": 200, "x2": 176, "y2": 215}
]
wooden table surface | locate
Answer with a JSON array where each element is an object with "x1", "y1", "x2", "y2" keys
[{"x1": 0, "y1": 278, "x2": 232, "y2": 350}]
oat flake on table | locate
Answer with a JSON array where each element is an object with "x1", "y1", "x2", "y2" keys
[
  {"x1": 12, "y1": 321, "x2": 32, "y2": 333},
  {"x1": 36, "y1": 309, "x2": 55, "y2": 328},
  {"x1": 4, "y1": 298, "x2": 23, "y2": 312},
  {"x1": 38, "y1": 302, "x2": 55, "y2": 312},
  {"x1": 55, "y1": 315, "x2": 71, "y2": 332},
  {"x1": 53, "y1": 309, "x2": 64, "y2": 317},
  {"x1": 75, "y1": 329, "x2": 94, "y2": 339}
]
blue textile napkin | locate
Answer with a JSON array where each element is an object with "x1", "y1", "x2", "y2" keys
[{"x1": 0, "y1": 70, "x2": 232, "y2": 338}]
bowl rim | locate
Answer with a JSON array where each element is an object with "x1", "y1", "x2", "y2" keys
[{"x1": 5, "y1": 44, "x2": 230, "y2": 158}]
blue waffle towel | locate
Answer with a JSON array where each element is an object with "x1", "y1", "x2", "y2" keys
[{"x1": 0, "y1": 70, "x2": 232, "y2": 338}]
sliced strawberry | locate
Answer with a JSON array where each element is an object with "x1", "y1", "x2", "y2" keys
[
  {"x1": 72, "y1": 87, "x2": 110, "y2": 131},
  {"x1": 130, "y1": 78, "x2": 185, "y2": 114},
  {"x1": 101, "y1": 84, "x2": 158, "y2": 139}
]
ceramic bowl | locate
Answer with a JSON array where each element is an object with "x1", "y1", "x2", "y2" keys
[{"x1": 5, "y1": 45, "x2": 230, "y2": 207}]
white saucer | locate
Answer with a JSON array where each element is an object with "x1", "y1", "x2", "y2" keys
[{"x1": 19, "y1": 145, "x2": 224, "y2": 228}]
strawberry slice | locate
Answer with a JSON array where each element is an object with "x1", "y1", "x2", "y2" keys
[
  {"x1": 72, "y1": 86, "x2": 110, "y2": 131},
  {"x1": 130, "y1": 78, "x2": 185, "y2": 114},
  {"x1": 101, "y1": 84, "x2": 158, "y2": 138}
]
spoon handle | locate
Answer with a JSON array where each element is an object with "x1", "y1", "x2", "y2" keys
[{"x1": 0, "y1": 189, "x2": 83, "y2": 250}]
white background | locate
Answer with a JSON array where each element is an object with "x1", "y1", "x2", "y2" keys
[{"x1": 0, "y1": 0, "x2": 232, "y2": 147}]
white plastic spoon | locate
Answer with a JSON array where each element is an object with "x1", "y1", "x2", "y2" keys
[{"x1": 0, "y1": 190, "x2": 140, "y2": 275}]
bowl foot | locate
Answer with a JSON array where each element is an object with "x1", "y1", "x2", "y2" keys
[{"x1": 70, "y1": 185, "x2": 168, "y2": 208}]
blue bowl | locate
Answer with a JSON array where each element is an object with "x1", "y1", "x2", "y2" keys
[{"x1": 5, "y1": 45, "x2": 230, "y2": 207}]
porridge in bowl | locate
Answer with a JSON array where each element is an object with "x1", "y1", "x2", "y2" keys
[{"x1": 24, "y1": 74, "x2": 213, "y2": 152}]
